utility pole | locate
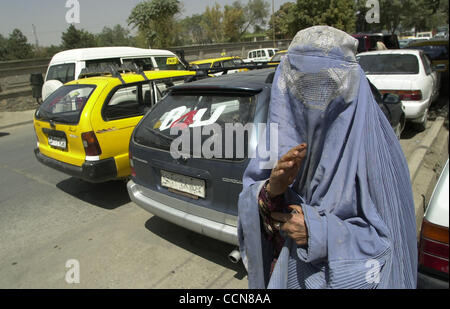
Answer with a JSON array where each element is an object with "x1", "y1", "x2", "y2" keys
[
  {"x1": 32, "y1": 24, "x2": 39, "y2": 48},
  {"x1": 272, "y1": 0, "x2": 275, "y2": 48}
]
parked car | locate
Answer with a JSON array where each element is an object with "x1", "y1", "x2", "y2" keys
[
  {"x1": 268, "y1": 49, "x2": 287, "y2": 65},
  {"x1": 189, "y1": 56, "x2": 246, "y2": 76},
  {"x1": 357, "y1": 49, "x2": 440, "y2": 131},
  {"x1": 417, "y1": 159, "x2": 449, "y2": 289},
  {"x1": 243, "y1": 48, "x2": 279, "y2": 63},
  {"x1": 406, "y1": 39, "x2": 449, "y2": 81},
  {"x1": 42, "y1": 47, "x2": 187, "y2": 100},
  {"x1": 34, "y1": 67, "x2": 196, "y2": 183},
  {"x1": 352, "y1": 33, "x2": 400, "y2": 53},
  {"x1": 416, "y1": 32, "x2": 433, "y2": 39},
  {"x1": 126, "y1": 68, "x2": 406, "y2": 251}
]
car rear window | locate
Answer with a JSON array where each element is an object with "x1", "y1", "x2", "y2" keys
[
  {"x1": 36, "y1": 84, "x2": 96, "y2": 124},
  {"x1": 134, "y1": 93, "x2": 257, "y2": 161},
  {"x1": 409, "y1": 45, "x2": 449, "y2": 61},
  {"x1": 357, "y1": 54, "x2": 419, "y2": 74}
]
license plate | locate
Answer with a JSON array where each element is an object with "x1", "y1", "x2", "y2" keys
[
  {"x1": 161, "y1": 170, "x2": 205, "y2": 199},
  {"x1": 48, "y1": 136, "x2": 67, "y2": 149}
]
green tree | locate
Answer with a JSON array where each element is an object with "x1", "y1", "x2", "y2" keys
[
  {"x1": 267, "y1": 2, "x2": 296, "y2": 39},
  {"x1": 5, "y1": 29, "x2": 34, "y2": 60},
  {"x1": 0, "y1": 34, "x2": 7, "y2": 60},
  {"x1": 178, "y1": 14, "x2": 209, "y2": 45},
  {"x1": 96, "y1": 25, "x2": 133, "y2": 47},
  {"x1": 128, "y1": 0, "x2": 181, "y2": 48},
  {"x1": 288, "y1": 0, "x2": 356, "y2": 35},
  {"x1": 201, "y1": 3, "x2": 224, "y2": 43},
  {"x1": 61, "y1": 24, "x2": 97, "y2": 49},
  {"x1": 223, "y1": 2, "x2": 246, "y2": 42}
]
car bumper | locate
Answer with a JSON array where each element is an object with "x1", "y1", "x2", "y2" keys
[
  {"x1": 417, "y1": 270, "x2": 449, "y2": 289},
  {"x1": 127, "y1": 180, "x2": 238, "y2": 246},
  {"x1": 34, "y1": 148, "x2": 117, "y2": 183},
  {"x1": 402, "y1": 100, "x2": 429, "y2": 121}
]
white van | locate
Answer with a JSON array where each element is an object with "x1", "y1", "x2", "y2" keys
[
  {"x1": 42, "y1": 47, "x2": 185, "y2": 100},
  {"x1": 244, "y1": 48, "x2": 279, "y2": 63}
]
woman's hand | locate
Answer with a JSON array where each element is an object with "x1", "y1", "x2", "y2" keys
[
  {"x1": 271, "y1": 205, "x2": 308, "y2": 247},
  {"x1": 266, "y1": 143, "x2": 307, "y2": 198}
]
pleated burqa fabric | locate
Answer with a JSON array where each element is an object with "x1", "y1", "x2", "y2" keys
[{"x1": 237, "y1": 26, "x2": 417, "y2": 289}]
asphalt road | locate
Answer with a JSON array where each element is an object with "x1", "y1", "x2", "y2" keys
[{"x1": 0, "y1": 107, "x2": 447, "y2": 288}]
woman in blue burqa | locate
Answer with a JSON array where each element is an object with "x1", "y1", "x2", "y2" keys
[{"x1": 237, "y1": 26, "x2": 417, "y2": 289}]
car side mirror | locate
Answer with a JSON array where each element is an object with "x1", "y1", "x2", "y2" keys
[{"x1": 383, "y1": 93, "x2": 401, "y2": 104}]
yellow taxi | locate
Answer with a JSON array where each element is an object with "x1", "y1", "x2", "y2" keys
[
  {"x1": 34, "y1": 66, "x2": 196, "y2": 183},
  {"x1": 268, "y1": 50, "x2": 287, "y2": 66},
  {"x1": 189, "y1": 56, "x2": 247, "y2": 75}
]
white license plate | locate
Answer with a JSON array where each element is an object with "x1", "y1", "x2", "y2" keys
[
  {"x1": 48, "y1": 136, "x2": 67, "y2": 149},
  {"x1": 161, "y1": 170, "x2": 205, "y2": 198}
]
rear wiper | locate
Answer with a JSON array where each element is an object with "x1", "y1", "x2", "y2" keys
[{"x1": 142, "y1": 125, "x2": 176, "y2": 145}]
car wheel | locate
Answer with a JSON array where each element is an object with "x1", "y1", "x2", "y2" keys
[{"x1": 415, "y1": 108, "x2": 428, "y2": 132}]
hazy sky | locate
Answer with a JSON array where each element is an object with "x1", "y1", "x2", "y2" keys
[{"x1": 0, "y1": 0, "x2": 292, "y2": 46}]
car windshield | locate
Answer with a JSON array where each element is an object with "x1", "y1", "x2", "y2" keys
[
  {"x1": 134, "y1": 93, "x2": 258, "y2": 161},
  {"x1": 357, "y1": 54, "x2": 419, "y2": 74},
  {"x1": 154, "y1": 56, "x2": 187, "y2": 70},
  {"x1": 36, "y1": 84, "x2": 96, "y2": 124},
  {"x1": 409, "y1": 45, "x2": 449, "y2": 61}
]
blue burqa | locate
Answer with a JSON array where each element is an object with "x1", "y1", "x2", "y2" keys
[{"x1": 237, "y1": 26, "x2": 417, "y2": 289}]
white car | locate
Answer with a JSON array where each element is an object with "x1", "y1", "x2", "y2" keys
[
  {"x1": 357, "y1": 50, "x2": 440, "y2": 131},
  {"x1": 417, "y1": 159, "x2": 449, "y2": 288},
  {"x1": 42, "y1": 47, "x2": 185, "y2": 100},
  {"x1": 243, "y1": 48, "x2": 279, "y2": 63}
]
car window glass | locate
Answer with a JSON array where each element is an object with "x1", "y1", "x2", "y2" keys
[
  {"x1": 85, "y1": 58, "x2": 121, "y2": 69},
  {"x1": 153, "y1": 56, "x2": 187, "y2": 70},
  {"x1": 46, "y1": 63, "x2": 76, "y2": 83},
  {"x1": 257, "y1": 50, "x2": 262, "y2": 58},
  {"x1": 36, "y1": 84, "x2": 95, "y2": 124},
  {"x1": 134, "y1": 94, "x2": 257, "y2": 160},
  {"x1": 357, "y1": 54, "x2": 419, "y2": 74},
  {"x1": 122, "y1": 57, "x2": 154, "y2": 70},
  {"x1": 103, "y1": 84, "x2": 147, "y2": 120},
  {"x1": 212, "y1": 61, "x2": 222, "y2": 68}
]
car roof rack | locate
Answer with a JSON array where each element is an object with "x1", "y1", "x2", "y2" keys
[{"x1": 78, "y1": 63, "x2": 150, "y2": 84}]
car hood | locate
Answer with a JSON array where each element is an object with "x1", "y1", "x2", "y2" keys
[{"x1": 366, "y1": 74, "x2": 414, "y2": 91}]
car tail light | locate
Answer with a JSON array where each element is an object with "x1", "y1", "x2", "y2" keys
[
  {"x1": 81, "y1": 131, "x2": 102, "y2": 156},
  {"x1": 418, "y1": 218, "x2": 449, "y2": 275},
  {"x1": 129, "y1": 151, "x2": 136, "y2": 177},
  {"x1": 380, "y1": 90, "x2": 422, "y2": 101}
]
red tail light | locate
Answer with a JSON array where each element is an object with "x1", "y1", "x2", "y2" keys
[
  {"x1": 129, "y1": 151, "x2": 136, "y2": 177},
  {"x1": 81, "y1": 131, "x2": 102, "y2": 156},
  {"x1": 418, "y1": 218, "x2": 449, "y2": 275},
  {"x1": 380, "y1": 90, "x2": 422, "y2": 101}
]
